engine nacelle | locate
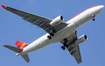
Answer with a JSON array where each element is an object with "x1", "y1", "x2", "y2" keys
[
  {"x1": 50, "y1": 15, "x2": 64, "y2": 26},
  {"x1": 74, "y1": 35, "x2": 88, "y2": 45}
]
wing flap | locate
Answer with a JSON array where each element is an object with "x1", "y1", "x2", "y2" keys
[{"x1": 68, "y1": 45, "x2": 82, "y2": 64}]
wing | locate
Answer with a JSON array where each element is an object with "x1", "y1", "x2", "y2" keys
[
  {"x1": 60, "y1": 31, "x2": 82, "y2": 64},
  {"x1": 3, "y1": 6, "x2": 67, "y2": 33}
]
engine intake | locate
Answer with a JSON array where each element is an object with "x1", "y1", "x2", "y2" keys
[
  {"x1": 74, "y1": 35, "x2": 88, "y2": 45},
  {"x1": 50, "y1": 15, "x2": 64, "y2": 26}
]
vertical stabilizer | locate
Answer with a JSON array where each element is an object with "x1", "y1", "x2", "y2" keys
[{"x1": 15, "y1": 40, "x2": 28, "y2": 49}]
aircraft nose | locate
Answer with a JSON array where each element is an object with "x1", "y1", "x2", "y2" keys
[{"x1": 98, "y1": 5, "x2": 104, "y2": 11}]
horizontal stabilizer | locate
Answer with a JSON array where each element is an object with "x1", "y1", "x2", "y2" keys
[
  {"x1": 4, "y1": 45, "x2": 22, "y2": 53},
  {"x1": 21, "y1": 54, "x2": 30, "y2": 63}
]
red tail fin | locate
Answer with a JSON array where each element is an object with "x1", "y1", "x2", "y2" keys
[{"x1": 15, "y1": 40, "x2": 28, "y2": 49}]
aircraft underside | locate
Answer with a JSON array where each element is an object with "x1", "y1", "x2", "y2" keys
[{"x1": 2, "y1": 5, "x2": 104, "y2": 64}]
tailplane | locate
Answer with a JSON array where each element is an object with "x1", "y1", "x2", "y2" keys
[
  {"x1": 21, "y1": 54, "x2": 30, "y2": 63},
  {"x1": 3, "y1": 41, "x2": 30, "y2": 63},
  {"x1": 4, "y1": 45, "x2": 22, "y2": 53}
]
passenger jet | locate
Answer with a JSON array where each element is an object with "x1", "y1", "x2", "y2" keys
[{"x1": 2, "y1": 5, "x2": 104, "y2": 64}]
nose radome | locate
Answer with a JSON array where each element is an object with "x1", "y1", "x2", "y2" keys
[{"x1": 98, "y1": 5, "x2": 104, "y2": 10}]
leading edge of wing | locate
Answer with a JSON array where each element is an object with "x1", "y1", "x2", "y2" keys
[{"x1": 2, "y1": 5, "x2": 52, "y2": 21}]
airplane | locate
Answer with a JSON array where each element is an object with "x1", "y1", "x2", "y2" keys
[{"x1": 2, "y1": 5, "x2": 104, "y2": 64}]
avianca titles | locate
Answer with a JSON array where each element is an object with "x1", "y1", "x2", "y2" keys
[{"x1": 2, "y1": 5, "x2": 104, "y2": 64}]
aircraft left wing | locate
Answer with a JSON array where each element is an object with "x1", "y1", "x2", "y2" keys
[
  {"x1": 2, "y1": 5, "x2": 67, "y2": 33},
  {"x1": 60, "y1": 31, "x2": 82, "y2": 64}
]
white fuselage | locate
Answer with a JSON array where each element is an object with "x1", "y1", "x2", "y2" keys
[{"x1": 17, "y1": 5, "x2": 104, "y2": 56}]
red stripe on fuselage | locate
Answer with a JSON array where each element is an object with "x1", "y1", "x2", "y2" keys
[{"x1": 66, "y1": 6, "x2": 97, "y2": 23}]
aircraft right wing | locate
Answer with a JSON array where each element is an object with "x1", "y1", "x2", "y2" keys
[
  {"x1": 2, "y1": 5, "x2": 67, "y2": 33},
  {"x1": 60, "y1": 31, "x2": 82, "y2": 64}
]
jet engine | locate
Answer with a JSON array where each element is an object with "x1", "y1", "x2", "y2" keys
[
  {"x1": 50, "y1": 15, "x2": 64, "y2": 26},
  {"x1": 74, "y1": 35, "x2": 88, "y2": 45}
]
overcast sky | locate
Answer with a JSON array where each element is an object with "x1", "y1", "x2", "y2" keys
[{"x1": 0, "y1": 0, "x2": 105, "y2": 66}]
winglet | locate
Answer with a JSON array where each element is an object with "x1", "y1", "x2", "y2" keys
[{"x1": 1, "y1": 5, "x2": 6, "y2": 8}]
